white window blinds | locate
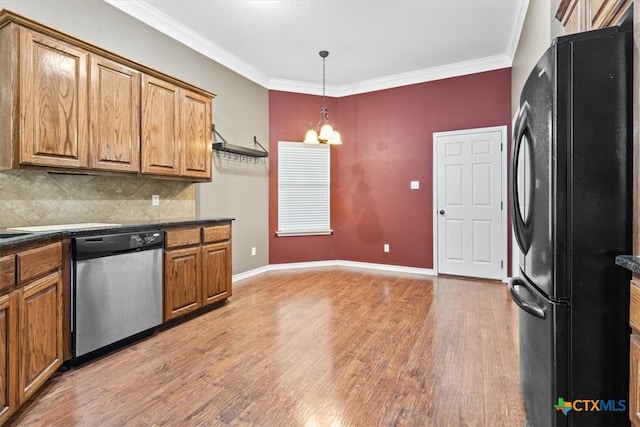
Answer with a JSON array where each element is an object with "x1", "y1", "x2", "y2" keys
[{"x1": 277, "y1": 141, "x2": 331, "y2": 236}]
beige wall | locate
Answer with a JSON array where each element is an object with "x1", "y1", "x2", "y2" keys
[
  {"x1": 511, "y1": 1, "x2": 553, "y2": 117},
  {"x1": 0, "y1": 0, "x2": 269, "y2": 274}
]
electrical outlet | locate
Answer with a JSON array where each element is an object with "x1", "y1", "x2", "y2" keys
[
  {"x1": 152, "y1": 195, "x2": 160, "y2": 206},
  {"x1": 384, "y1": 243, "x2": 390, "y2": 253},
  {"x1": 410, "y1": 180, "x2": 420, "y2": 190},
  {"x1": 251, "y1": 247, "x2": 256, "y2": 256}
]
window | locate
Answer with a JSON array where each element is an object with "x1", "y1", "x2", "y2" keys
[{"x1": 277, "y1": 141, "x2": 331, "y2": 236}]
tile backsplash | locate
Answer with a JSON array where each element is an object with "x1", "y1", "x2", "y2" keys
[{"x1": 0, "y1": 170, "x2": 195, "y2": 229}]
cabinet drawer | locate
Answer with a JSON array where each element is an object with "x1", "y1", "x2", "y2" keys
[
  {"x1": 202, "y1": 225, "x2": 231, "y2": 244},
  {"x1": 165, "y1": 228, "x2": 201, "y2": 249},
  {"x1": 631, "y1": 280, "x2": 640, "y2": 332},
  {"x1": 16, "y1": 243, "x2": 62, "y2": 284},
  {"x1": 0, "y1": 255, "x2": 15, "y2": 291}
]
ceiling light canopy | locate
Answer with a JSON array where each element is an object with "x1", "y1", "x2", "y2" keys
[{"x1": 304, "y1": 50, "x2": 342, "y2": 145}]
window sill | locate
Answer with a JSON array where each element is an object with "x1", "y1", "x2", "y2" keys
[{"x1": 276, "y1": 230, "x2": 333, "y2": 237}]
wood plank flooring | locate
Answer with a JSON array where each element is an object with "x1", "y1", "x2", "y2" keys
[{"x1": 7, "y1": 267, "x2": 525, "y2": 426}]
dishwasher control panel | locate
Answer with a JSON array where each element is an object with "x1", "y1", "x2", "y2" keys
[
  {"x1": 130, "y1": 232, "x2": 162, "y2": 248},
  {"x1": 74, "y1": 230, "x2": 164, "y2": 261}
]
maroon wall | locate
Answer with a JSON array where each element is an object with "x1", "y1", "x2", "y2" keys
[{"x1": 269, "y1": 68, "x2": 512, "y2": 269}]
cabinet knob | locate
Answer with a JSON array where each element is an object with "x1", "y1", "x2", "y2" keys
[{"x1": 439, "y1": 210, "x2": 445, "y2": 215}]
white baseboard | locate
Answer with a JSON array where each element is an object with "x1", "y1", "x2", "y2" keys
[
  {"x1": 232, "y1": 265, "x2": 270, "y2": 282},
  {"x1": 232, "y1": 260, "x2": 435, "y2": 283}
]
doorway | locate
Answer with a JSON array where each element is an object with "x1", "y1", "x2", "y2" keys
[{"x1": 433, "y1": 126, "x2": 507, "y2": 281}]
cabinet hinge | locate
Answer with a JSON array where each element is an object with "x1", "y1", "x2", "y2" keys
[
  {"x1": 501, "y1": 201, "x2": 503, "y2": 210},
  {"x1": 501, "y1": 260, "x2": 504, "y2": 269},
  {"x1": 500, "y1": 143, "x2": 503, "y2": 152}
]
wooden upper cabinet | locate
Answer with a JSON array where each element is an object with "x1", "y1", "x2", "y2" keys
[
  {"x1": 181, "y1": 89, "x2": 212, "y2": 179},
  {"x1": 0, "y1": 10, "x2": 214, "y2": 180},
  {"x1": 89, "y1": 55, "x2": 140, "y2": 173},
  {"x1": 590, "y1": 0, "x2": 632, "y2": 28},
  {"x1": 141, "y1": 74, "x2": 181, "y2": 176},
  {"x1": 19, "y1": 28, "x2": 89, "y2": 168},
  {"x1": 141, "y1": 79, "x2": 213, "y2": 179},
  {"x1": 556, "y1": 0, "x2": 632, "y2": 34}
]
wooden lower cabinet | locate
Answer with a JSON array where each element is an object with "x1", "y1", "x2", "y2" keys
[
  {"x1": 202, "y1": 241, "x2": 232, "y2": 304},
  {"x1": 164, "y1": 246, "x2": 201, "y2": 320},
  {"x1": 18, "y1": 271, "x2": 63, "y2": 405},
  {"x1": 0, "y1": 293, "x2": 16, "y2": 425},
  {"x1": 163, "y1": 223, "x2": 232, "y2": 322},
  {"x1": 631, "y1": 335, "x2": 640, "y2": 426},
  {"x1": 0, "y1": 240, "x2": 63, "y2": 424}
]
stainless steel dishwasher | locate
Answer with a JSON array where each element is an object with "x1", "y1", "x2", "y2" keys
[{"x1": 72, "y1": 230, "x2": 163, "y2": 364}]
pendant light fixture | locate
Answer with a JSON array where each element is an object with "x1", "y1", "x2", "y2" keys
[{"x1": 303, "y1": 50, "x2": 342, "y2": 145}]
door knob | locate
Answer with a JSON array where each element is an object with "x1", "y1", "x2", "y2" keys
[{"x1": 439, "y1": 210, "x2": 445, "y2": 215}]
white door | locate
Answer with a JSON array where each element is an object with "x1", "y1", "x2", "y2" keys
[{"x1": 434, "y1": 126, "x2": 505, "y2": 280}]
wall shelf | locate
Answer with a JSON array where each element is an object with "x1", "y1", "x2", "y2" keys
[{"x1": 212, "y1": 127, "x2": 268, "y2": 160}]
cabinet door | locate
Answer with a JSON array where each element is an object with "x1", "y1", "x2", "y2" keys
[
  {"x1": 202, "y1": 241, "x2": 232, "y2": 306},
  {"x1": 18, "y1": 271, "x2": 62, "y2": 405},
  {"x1": 89, "y1": 55, "x2": 140, "y2": 172},
  {"x1": 0, "y1": 293, "x2": 16, "y2": 425},
  {"x1": 141, "y1": 74, "x2": 180, "y2": 176},
  {"x1": 164, "y1": 247, "x2": 201, "y2": 321},
  {"x1": 181, "y1": 89, "x2": 212, "y2": 179},
  {"x1": 20, "y1": 29, "x2": 88, "y2": 168},
  {"x1": 631, "y1": 335, "x2": 640, "y2": 426}
]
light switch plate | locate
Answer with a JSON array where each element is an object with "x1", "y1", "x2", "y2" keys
[
  {"x1": 152, "y1": 195, "x2": 160, "y2": 206},
  {"x1": 410, "y1": 181, "x2": 420, "y2": 190}
]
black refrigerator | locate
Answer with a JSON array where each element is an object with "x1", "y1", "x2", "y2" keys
[{"x1": 509, "y1": 26, "x2": 632, "y2": 427}]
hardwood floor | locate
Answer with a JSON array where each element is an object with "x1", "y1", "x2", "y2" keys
[{"x1": 7, "y1": 267, "x2": 525, "y2": 426}]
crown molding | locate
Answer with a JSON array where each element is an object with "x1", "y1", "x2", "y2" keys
[
  {"x1": 105, "y1": 0, "x2": 520, "y2": 97},
  {"x1": 506, "y1": 0, "x2": 531, "y2": 62},
  {"x1": 270, "y1": 54, "x2": 512, "y2": 97},
  {"x1": 103, "y1": 0, "x2": 271, "y2": 88}
]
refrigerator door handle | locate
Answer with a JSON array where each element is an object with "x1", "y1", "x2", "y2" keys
[
  {"x1": 512, "y1": 103, "x2": 533, "y2": 255},
  {"x1": 508, "y1": 277, "x2": 546, "y2": 319}
]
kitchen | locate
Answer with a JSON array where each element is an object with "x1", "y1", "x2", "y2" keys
[{"x1": 0, "y1": 0, "x2": 636, "y2": 425}]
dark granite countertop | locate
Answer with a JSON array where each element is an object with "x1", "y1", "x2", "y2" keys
[
  {"x1": 615, "y1": 255, "x2": 640, "y2": 275},
  {"x1": 0, "y1": 217, "x2": 234, "y2": 251}
]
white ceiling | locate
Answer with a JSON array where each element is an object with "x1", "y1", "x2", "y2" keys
[{"x1": 105, "y1": 0, "x2": 530, "y2": 97}]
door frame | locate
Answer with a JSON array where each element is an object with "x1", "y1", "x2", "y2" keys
[{"x1": 432, "y1": 125, "x2": 508, "y2": 282}]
